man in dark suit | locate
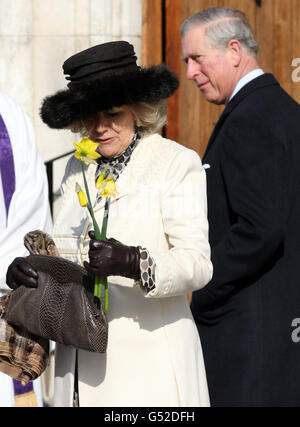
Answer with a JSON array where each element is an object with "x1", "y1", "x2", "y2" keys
[{"x1": 181, "y1": 7, "x2": 300, "y2": 407}]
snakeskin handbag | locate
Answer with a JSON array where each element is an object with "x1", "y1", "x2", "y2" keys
[{"x1": 6, "y1": 254, "x2": 108, "y2": 353}]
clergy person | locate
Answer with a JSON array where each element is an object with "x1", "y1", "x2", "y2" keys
[{"x1": 0, "y1": 91, "x2": 52, "y2": 406}]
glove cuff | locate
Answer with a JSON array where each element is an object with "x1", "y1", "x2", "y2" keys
[{"x1": 129, "y1": 246, "x2": 141, "y2": 280}]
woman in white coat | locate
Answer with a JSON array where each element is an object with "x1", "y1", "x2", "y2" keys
[{"x1": 7, "y1": 41, "x2": 213, "y2": 407}]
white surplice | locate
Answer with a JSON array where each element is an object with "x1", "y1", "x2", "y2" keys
[{"x1": 0, "y1": 91, "x2": 53, "y2": 407}]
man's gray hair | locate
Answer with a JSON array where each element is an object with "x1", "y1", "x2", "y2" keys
[{"x1": 180, "y1": 7, "x2": 259, "y2": 57}]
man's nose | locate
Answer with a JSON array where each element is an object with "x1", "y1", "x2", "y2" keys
[{"x1": 186, "y1": 59, "x2": 200, "y2": 80}]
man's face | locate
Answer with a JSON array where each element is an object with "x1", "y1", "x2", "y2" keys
[{"x1": 182, "y1": 25, "x2": 236, "y2": 105}]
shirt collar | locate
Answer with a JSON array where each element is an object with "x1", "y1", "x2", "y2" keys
[{"x1": 229, "y1": 68, "x2": 264, "y2": 102}]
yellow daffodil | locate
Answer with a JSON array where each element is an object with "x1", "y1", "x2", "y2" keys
[
  {"x1": 95, "y1": 173, "x2": 105, "y2": 188},
  {"x1": 75, "y1": 183, "x2": 88, "y2": 207},
  {"x1": 96, "y1": 178, "x2": 118, "y2": 199},
  {"x1": 95, "y1": 165, "x2": 111, "y2": 188},
  {"x1": 73, "y1": 138, "x2": 112, "y2": 311},
  {"x1": 74, "y1": 137, "x2": 101, "y2": 165},
  {"x1": 81, "y1": 156, "x2": 99, "y2": 165}
]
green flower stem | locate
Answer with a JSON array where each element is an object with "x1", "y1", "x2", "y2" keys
[
  {"x1": 101, "y1": 198, "x2": 111, "y2": 239},
  {"x1": 100, "y1": 198, "x2": 111, "y2": 312},
  {"x1": 81, "y1": 161, "x2": 111, "y2": 312},
  {"x1": 81, "y1": 161, "x2": 103, "y2": 301},
  {"x1": 81, "y1": 162, "x2": 101, "y2": 238}
]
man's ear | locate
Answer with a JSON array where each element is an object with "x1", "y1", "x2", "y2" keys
[{"x1": 227, "y1": 39, "x2": 242, "y2": 67}]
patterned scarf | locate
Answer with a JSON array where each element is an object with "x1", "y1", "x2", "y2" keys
[{"x1": 95, "y1": 131, "x2": 141, "y2": 186}]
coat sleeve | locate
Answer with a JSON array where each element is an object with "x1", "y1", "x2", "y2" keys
[
  {"x1": 192, "y1": 112, "x2": 287, "y2": 312},
  {"x1": 146, "y1": 149, "x2": 213, "y2": 298},
  {"x1": 0, "y1": 106, "x2": 52, "y2": 290}
]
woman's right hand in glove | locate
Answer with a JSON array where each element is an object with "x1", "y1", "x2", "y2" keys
[{"x1": 6, "y1": 257, "x2": 38, "y2": 290}]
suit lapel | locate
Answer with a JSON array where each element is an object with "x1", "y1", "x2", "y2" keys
[{"x1": 203, "y1": 73, "x2": 279, "y2": 159}]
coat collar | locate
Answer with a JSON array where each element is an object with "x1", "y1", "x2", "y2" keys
[
  {"x1": 86, "y1": 158, "x2": 130, "y2": 213},
  {"x1": 203, "y1": 73, "x2": 279, "y2": 159},
  {"x1": 70, "y1": 133, "x2": 159, "y2": 213}
]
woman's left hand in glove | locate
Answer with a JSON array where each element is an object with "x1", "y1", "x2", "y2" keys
[
  {"x1": 6, "y1": 257, "x2": 38, "y2": 290},
  {"x1": 84, "y1": 232, "x2": 141, "y2": 280}
]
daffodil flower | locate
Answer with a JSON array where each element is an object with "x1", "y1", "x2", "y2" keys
[
  {"x1": 95, "y1": 174, "x2": 105, "y2": 187},
  {"x1": 81, "y1": 156, "x2": 99, "y2": 165},
  {"x1": 95, "y1": 165, "x2": 111, "y2": 187},
  {"x1": 74, "y1": 137, "x2": 101, "y2": 165},
  {"x1": 96, "y1": 178, "x2": 118, "y2": 199},
  {"x1": 73, "y1": 138, "x2": 117, "y2": 312},
  {"x1": 75, "y1": 183, "x2": 88, "y2": 207}
]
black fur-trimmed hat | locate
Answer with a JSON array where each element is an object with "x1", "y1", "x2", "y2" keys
[{"x1": 40, "y1": 41, "x2": 179, "y2": 129}]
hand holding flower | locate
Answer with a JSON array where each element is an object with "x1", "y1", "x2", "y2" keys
[
  {"x1": 73, "y1": 137, "x2": 118, "y2": 312},
  {"x1": 84, "y1": 234, "x2": 141, "y2": 280}
]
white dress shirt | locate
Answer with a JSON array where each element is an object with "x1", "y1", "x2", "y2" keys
[{"x1": 229, "y1": 68, "x2": 264, "y2": 102}]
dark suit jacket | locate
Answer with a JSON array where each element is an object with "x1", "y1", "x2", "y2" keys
[{"x1": 191, "y1": 74, "x2": 300, "y2": 407}]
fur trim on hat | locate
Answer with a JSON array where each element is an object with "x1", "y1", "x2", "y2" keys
[{"x1": 40, "y1": 64, "x2": 179, "y2": 129}]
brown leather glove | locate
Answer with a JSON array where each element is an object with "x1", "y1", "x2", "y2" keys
[
  {"x1": 84, "y1": 232, "x2": 141, "y2": 280},
  {"x1": 6, "y1": 257, "x2": 38, "y2": 289}
]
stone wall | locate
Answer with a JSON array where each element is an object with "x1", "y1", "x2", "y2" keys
[{"x1": 0, "y1": 0, "x2": 142, "y2": 216}]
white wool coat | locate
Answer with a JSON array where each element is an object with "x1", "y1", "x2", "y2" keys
[{"x1": 52, "y1": 133, "x2": 213, "y2": 407}]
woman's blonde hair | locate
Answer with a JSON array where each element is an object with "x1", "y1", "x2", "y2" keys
[
  {"x1": 70, "y1": 99, "x2": 167, "y2": 137},
  {"x1": 129, "y1": 99, "x2": 166, "y2": 136}
]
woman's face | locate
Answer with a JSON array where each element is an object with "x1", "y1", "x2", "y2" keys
[{"x1": 84, "y1": 106, "x2": 136, "y2": 158}]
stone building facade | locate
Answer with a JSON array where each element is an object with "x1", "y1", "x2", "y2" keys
[{"x1": 0, "y1": 0, "x2": 142, "y2": 216}]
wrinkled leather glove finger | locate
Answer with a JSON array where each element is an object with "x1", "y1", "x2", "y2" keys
[
  {"x1": 85, "y1": 237, "x2": 141, "y2": 279},
  {"x1": 14, "y1": 267, "x2": 38, "y2": 288},
  {"x1": 83, "y1": 260, "x2": 113, "y2": 277},
  {"x1": 88, "y1": 239, "x2": 116, "y2": 274},
  {"x1": 19, "y1": 260, "x2": 38, "y2": 280},
  {"x1": 83, "y1": 261, "x2": 99, "y2": 276},
  {"x1": 84, "y1": 253, "x2": 113, "y2": 276},
  {"x1": 88, "y1": 253, "x2": 108, "y2": 268},
  {"x1": 6, "y1": 257, "x2": 38, "y2": 289},
  {"x1": 88, "y1": 230, "x2": 95, "y2": 240},
  {"x1": 89, "y1": 239, "x2": 108, "y2": 251},
  {"x1": 88, "y1": 240, "x2": 115, "y2": 266}
]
